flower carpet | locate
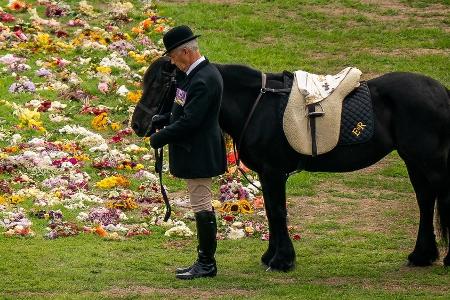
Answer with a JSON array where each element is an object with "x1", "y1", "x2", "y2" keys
[{"x1": 0, "y1": 0, "x2": 301, "y2": 243}]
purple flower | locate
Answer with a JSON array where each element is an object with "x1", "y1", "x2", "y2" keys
[
  {"x1": 36, "y1": 68, "x2": 52, "y2": 77},
  {"x1": 108, "y1": 40, "x2": 135, "y2": 56},
  {"x1": 9, "y1": 79, "x2": 36, "y2": 93}
]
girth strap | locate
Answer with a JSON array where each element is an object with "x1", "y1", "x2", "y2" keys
[
  {"x1": 233, "y1": 72, "x2": 291, "y2": 192},
  {"x1": 307, "y1": 103, "x2": 325, "y2": 157}
]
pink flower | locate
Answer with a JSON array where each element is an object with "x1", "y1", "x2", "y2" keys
[{"x1": 98, "y1": 82, "x2": 109, "y2": 94}]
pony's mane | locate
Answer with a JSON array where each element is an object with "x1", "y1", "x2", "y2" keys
[{"x1": 214, "y1": 63, "x2": 263, "y2": 88}]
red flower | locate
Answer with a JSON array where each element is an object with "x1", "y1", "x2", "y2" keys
[
  {"x1": 223, "y1": 215, "x2": 234, "y2": 222},
  {"x1": 227, "y1": 152, "x2": 237, "y2": 165},
  {"x1": 0, "y1": 13, "x2": 15, "y2": 22}
]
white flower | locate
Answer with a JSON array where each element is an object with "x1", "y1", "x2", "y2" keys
[
  {"x1": 100, "y1": 53, "x2": 130, "y2": 71},
  {"x1": 164, "y1": 224, "x2": 193, "y2": 237},
  {"x1": 11, "y1": 134, "x2": 22, "y2": 145},
  {"x1": 116, "y1": 85, "x2": 129, "y2": 96},
  {"x1": 227, "y1": 228, "x2": 245, "y2": 240},
  {"x1": 232, "y1": 221, "x2": 243, "y2": 228},
  {"x1": 142, "y1": 154, "x2": 152, "y2": 161},
  {"x1": 77, "y1": 212, "x2": 89, "y2": 221},
  {"x1": 119, "y1": 212, "x2": 128, "y2": 220},
  {"x1": 78, "y1": 57, "x2": 92, "y2": 65},
  {"x1": 89, "y1": 143, "x2": 109, "y2": 152},
  {"x1": 49, "y1": 114, "x2": 71, "y2": 122}
]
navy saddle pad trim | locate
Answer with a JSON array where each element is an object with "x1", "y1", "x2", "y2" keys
[{"x1": 338, "y1": 82, "x2": 374, "y2": 145}]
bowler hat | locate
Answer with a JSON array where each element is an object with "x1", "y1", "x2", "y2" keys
[{"x1": 163, "y1": 25, "x2": 200, "y2": 55}]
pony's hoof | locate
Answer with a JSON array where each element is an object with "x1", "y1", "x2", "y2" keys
[
  {"x1": 261, "y1": 251, "x2": 274, "y2": 267},
  {"x1": 407, "y1": 251, "x2": 437, "y2": 267},
  {"x1": 268, "y1": 256, "x2": 295, "y2": 272}
]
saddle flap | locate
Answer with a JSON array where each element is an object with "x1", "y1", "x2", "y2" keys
[{"x1": 283, "y1": 67, "x2": 362, "y2": 156}]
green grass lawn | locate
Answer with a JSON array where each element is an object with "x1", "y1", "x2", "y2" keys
[{"x1": 1, "y1": 0, "x2": 449, "y2": 299}]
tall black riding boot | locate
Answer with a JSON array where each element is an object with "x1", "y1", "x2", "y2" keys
[{"x1": 176, "y1": 210, "x2": 217, "y2": 280}]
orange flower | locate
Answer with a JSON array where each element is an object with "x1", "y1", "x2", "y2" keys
[
  {"x1": 142, "y1": 18, "x2": 153, "y2": 30},
  {"x1": 131, "y1": 27, "x2": 144, "y2": 35},
  {"x1": 7, "y1": 0, "x2": 28, "y2": 11},
  {"x1": 154, "y1": 25, "x2": 165, "y2": 33},
  {"x1": 252, "y1": 196, "x2": 264, "y2": 209},
  {"x1": 94, "y1": 225, "x2": 108, "y2": 237}
]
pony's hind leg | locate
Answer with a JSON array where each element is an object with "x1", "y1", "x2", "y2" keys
[{"x1": 403, "y1": 161, "x2": 439, "y2": 266}]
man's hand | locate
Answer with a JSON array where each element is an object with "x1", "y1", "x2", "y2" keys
[{"x1": 152, "y1": 114, "x2": 169, "y2": 130}]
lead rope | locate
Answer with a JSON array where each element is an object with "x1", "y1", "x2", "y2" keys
[
  {"x1": 154, "y1": 147, "x2": 171, "y2": 221},
  {"x1": 142, "y1": 113, "x2": 172, "y2": 222}
]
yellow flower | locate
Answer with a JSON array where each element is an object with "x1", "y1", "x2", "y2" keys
[
  {"x1": 126, "y1": 90, "x2": 142, "y2": 104},
  {"x1": 96, "y1": 66, "x2": 112, "y2": 74},
  {"x1": 238, "y1": 199, "x2": 253, "y2": 214},
  {"x1": 106, "y1": 197, "x2": 138, "y2": 210},
  {"x1": 9, "y1": 195, "x2": 24, "y2": 205},
  {"x1": 129, "y1": 52, "x2": 147, "y2": 64},
  {"x1": 36, "y1": 34, "x2": 51, "y2": 47},
  {"x1": 54, "y1": 190, "x2": 63, "y2": 199},
  {"x1": 245, "y1": 226, "x2": 254, "y2": 235},
  {"x1": 0, "y1": 195, "x2": 6, "y2": 204},
  {"x1": 96, "y1": 175, "x2": 130, "y2": 189},
  {"x1": 110, "y1": 122, "x2": 121, "y2": 131},
  {"x1": 134, "y1": 164, "x2": 144, "y2": 171},
  {"x1": 74, "y1": 154, "x2": 90, "y2": 161},
  {"x1": 212, "y1": 200, "x2": 222, "y2": 210},
  {"x1": 92, "y1": 112, "x2": 109, "y2": 131},
  {"x1": 17, "y1": 109, "x2": 46, "y2": 132}
]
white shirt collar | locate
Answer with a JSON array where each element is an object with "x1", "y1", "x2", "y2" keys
[{"x1": 186, "y1": 56, "x2": 206, "y2": 75}]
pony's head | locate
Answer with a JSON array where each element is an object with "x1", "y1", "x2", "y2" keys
[{"x1": 131, "y1": 56, "x2": 177, "y2": 137}]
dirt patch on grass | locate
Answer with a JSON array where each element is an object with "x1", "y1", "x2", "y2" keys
[
  {"x1": 163, "y1": 0, "x2": 242, "y2": 3},
  {"x1": 287, "y1": 155, "x2": 418, "y2": 237},
  {"x1": 308, "y1": 1, "x2": 449, "y2": 29},
  {"x1": 312, "y1": 274, "x2": 450, "y2": 293},
  {"x1": 364, "y1": 48, "x2": 449, "y2": 57},
  {"x1": 101, "y1": 286, "x2": 255, "y2": 299},
  {"x1": 161, "y1": 239, "x2": 191, "y2": 250}
]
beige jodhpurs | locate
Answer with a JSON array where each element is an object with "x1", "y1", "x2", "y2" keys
[{"x1": 186, "y1": 178, "x2": 213, "y2": 213}]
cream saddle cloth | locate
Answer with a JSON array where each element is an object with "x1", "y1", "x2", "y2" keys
[{"x1": 283, "y1": 67, "x2": 362, "y2": 155}]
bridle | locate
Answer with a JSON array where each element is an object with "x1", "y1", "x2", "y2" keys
[
  {"x1": 233, "y1": 72, "x2": 291, "y2": 191},
  {"x1": 139, "y1": 69, "x2": 176, "y2": 222},
  {"x1": 138, "y1": 70, "x2": 177, "y2": 132}
]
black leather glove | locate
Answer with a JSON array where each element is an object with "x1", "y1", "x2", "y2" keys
[{"x1": 151, "y1": 113, "x2": 170, "y2": 130}]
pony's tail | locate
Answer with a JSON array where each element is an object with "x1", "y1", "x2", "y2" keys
[
  {"x1": 437, "y1": 192, "x2": 450, "y2": 248},
  {"x1": 436, "y1": 146, "x2": 450, "y2": 247}
]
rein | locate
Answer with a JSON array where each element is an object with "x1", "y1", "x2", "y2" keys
[
  {"x1": 233, "y1": 72, "x2": 291, "y2": 192},
  {"x1": 141, "y1": 71, "x2": 176, "y2": 222}
]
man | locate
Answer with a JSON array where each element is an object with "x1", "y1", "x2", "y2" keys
[{"x1": 149, "y1": 25, "x2": 227, "y2": 280}]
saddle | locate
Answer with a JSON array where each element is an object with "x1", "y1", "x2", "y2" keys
[{"x1": 283, "y1": 67, "x2": 364, "y2": 156}]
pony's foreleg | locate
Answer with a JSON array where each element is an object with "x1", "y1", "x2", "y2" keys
[{"x1": 259, "y1": 171, "x2": 295, "y2": 271}]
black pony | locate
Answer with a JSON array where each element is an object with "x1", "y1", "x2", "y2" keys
[{"x1": 132, "y1": 56, "x2": 450, "y2": 270}]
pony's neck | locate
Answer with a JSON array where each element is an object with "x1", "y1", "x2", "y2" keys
[{"x1": 214, "y1": 64, "x2": 262, "y2": 141}]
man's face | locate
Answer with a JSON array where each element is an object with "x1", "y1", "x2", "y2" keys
[{"x1": 168, "y1": 47, "x2": 190, "y2": 72}]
